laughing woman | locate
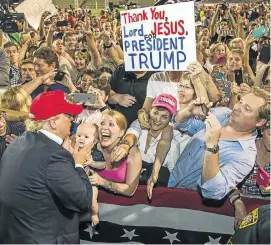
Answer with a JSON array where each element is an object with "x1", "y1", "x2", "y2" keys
[{"x1": 87, "y1": 110, "x2": 142, "y2": 225}]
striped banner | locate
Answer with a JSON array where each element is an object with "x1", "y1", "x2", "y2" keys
[{"x1": 80, "y1": 186, "x2": 269, "y2": 244}]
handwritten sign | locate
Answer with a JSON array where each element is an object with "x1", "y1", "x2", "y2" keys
[
  {"x1": 16, "y1": 0, "x2": 57, "y2": 30},
  {"x1": 121, "y1": 2, "x2": 196, "y2": 71}
]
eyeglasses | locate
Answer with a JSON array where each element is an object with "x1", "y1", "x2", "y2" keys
[{"x1": 178, "y1": 84, "x2": 194, "y2": 90}]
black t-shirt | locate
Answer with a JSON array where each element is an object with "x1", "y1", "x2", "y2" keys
[
  {"x1": 211, "y1": 33, "x2": 234, "y2": 45},
  {"x1": 109, "y1": 64, "x2": 154, "y2": 126}
]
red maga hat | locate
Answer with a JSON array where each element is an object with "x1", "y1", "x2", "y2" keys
[{"x1": 30, "y1": 90, "x2": 83, "y2": 121}]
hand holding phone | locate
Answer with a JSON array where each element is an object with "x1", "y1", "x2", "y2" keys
[
  {"x1": 56, "y1": 21, "x2": 69, "y2": 27},
  {"x1": 220, "y1": 80, "x2": 231, "y2": 98},
  {"x1": 216, "y1": 72, "x2": 225, "y2": 81},
  {"x1": 73, "y1": 93, "x2": 96, "y2": 104},
  {"x1": 259, "y1": 44, "x2": 270, "y2": 64},
  {"x1": 252, "y1": 25, "x2": 270, "y2": 38},
  {"x1": 201, "y1": 103, "x2": 209, "y2": 117},
  {"x1": 54, "y1": 71, "x2": 66, "y2": 81},
  {"x1": 234, "y1": 69, "x2": 243, "y2": 86}
]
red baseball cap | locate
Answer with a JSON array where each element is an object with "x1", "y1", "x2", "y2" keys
[
  {"x1": 152, "y1": 94, "x2": 177, "y2": 116},
  {"x1": 30, "y1": 90, "x2": 83, "y2": 121}
]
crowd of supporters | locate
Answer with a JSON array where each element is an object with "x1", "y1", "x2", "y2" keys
[{"x1": 0, "y1": 0, "x2": 270, "y2": 237}]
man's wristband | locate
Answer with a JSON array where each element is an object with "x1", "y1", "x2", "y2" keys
[{"x1": 229, "y1": 194, "x2": 241, "y2": 206}]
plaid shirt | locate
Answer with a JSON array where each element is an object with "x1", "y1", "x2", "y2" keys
[
  {"x1": 9, "y1": 65, "x2": 22, "y2": 86},
  {"x1": 241, "y1": 163, "x2": 270, "y2": 198}
]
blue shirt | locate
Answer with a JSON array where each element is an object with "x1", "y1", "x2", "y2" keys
[
  {"x1": 31, "y1": 83, "x2": 70, "y2": 100},
  {"x1": 168, "y1": 107, "x2": 257, "y2": 200}
]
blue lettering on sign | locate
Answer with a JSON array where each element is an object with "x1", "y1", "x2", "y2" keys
[
  {"x1": 123, "y1": 24, "x2": 144, "y2": 38},
  {"x1": 123, "y1": 27, "x2": 189, "y2": 70},
  {"x1": 128, "y1": 51, "x2": 187, "y2": 70},
  {"x1": 139, "y1": 53, "x2": 149, "y2": 69}
]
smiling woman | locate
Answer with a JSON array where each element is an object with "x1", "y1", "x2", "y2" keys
[{"x1": 87, "y1": 110, "x2": 142, "y2": 226}]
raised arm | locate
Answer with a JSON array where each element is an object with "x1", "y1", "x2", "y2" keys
[
  {"x1": 210, "y1": 6, "x2": 220, "y2": 37},
  {"x1": 38, "y1": 14, "x2": 45, "y2": 40},
  {"x1": 85, "y1": 31, "x2": 103, "y2": 69},
  {"x1": 147, "y1": 125, "x2": 173, "y2": 199},
  {"x1": 102, "y1": 31, "x2": 124, "y2": 66},
  {"x1": 21, "y1": 71, "x2": 55, "y2": 94},
  {"x1": 244, "y1": 33, "x2": 256, "y2": 81},
  {"x1": 23, "y1": 18, "x2": 29, "y2": 33},
  {"x1": 237, "y1": 16, "x2": 246, "y2": 40},
  {"x1": 46, "y1": 21, "x2": 57, "y2": 48},
  {"x1": 0, "y1": 47, "x2": 10, "y2": 86},
  {"x1": 18, "y1": 39, "x2": 36, "y2": 64},
  {"x1": 226, "y1": 8, "x2": 237, "y2": 33}
]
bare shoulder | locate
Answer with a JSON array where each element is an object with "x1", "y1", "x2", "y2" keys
[
  {"x1": 128, "y1": 146, "x2": 141, "y2": 157},
  {"x1": 127, "y1": 146, "x2": 142, "y2": 166}
]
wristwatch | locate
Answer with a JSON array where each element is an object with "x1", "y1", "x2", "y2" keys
[
  {"x1": 229, "y1": 193, "x2": 241, "y2": 206},
  {"x1": 103, "y1": 181, "x2": 113, "y2": 190},
  {"x1": 100, "y1": 106, "x2": 109, "y2": 112},
  {"x1": 206, "y1": 145, "x2": 219, "y2": 154}
]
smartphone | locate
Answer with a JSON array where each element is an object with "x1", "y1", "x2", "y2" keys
[
  {"x1": 73, "y1": 93, "x2": 96, "y2": 104},
  {"x1": 54, "y1": 71, "x2": 66, "y2": 81},
  {"x1": 256, "y1": 166, "x2": 270, "y2": 187},
  {"x1": 56, "y1": 21, "x2": 69, "y2": 27},
  {"x1": 216, "y1": 72, "x2": 225, "y2": 81},
  {"x1": 201, "y1": 103, "x2": 209, "y2": 116},
  {"x1": 252, "y1": 25, "x2": 270, "y2": 38},
  {"x1": 234, "y1": 69, "x2": 243, "y2": 86},
  {"x1": 259, "y1": 44, "x2": 270, "y2": 64},
  {"x1": 220, "y1": 80, "x2": 231, "y2": 98}
]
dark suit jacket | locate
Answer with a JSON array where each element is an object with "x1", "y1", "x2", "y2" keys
[{"x1": 0, "y1": 131, "x2": 92, "y2": 244}]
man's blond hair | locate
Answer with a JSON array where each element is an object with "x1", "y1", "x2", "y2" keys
[{"x1": 25, "y1": 119, "x2": 46, "y2": 132}]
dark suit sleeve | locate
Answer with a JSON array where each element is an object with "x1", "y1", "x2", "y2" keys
[{"x1": 46, "y1": 149, "x2": 92, "y2": 213}]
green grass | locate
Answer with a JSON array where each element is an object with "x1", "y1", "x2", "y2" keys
[
  {"x1": 91, "y1": 8, "x2": 125, "y2": 16},
  {"x1": 91, "y1": 9, "x2": 104, "y2": 16}
]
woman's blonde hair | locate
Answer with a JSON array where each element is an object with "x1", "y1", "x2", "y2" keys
[
  {"x1": 0, "y1": 87, "x2": 32, "y2": 112},
  {"x1": 228, "y1": 49, "x2": 245, "y2": 64},
  {"x1": 102, "y1": 110, "x2": 127, "y2": 132},
  {"x1": 229, "y1": 38, "x2": 244, "y2": 50},
  {"x1": 209, "y1": 42, "x2": 230, "y2": 63}
]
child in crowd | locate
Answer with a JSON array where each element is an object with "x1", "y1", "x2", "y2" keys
[{"x1": 75, "y1": 122, "x2": 105, "y2": 226}]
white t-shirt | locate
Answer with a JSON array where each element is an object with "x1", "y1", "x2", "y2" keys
[
  {"x1": 146, "y1": 72, "x2": 179, "y2": 109},
  {"x1": 126, "y1": 120, "x2": 185, "y2": 172}
]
